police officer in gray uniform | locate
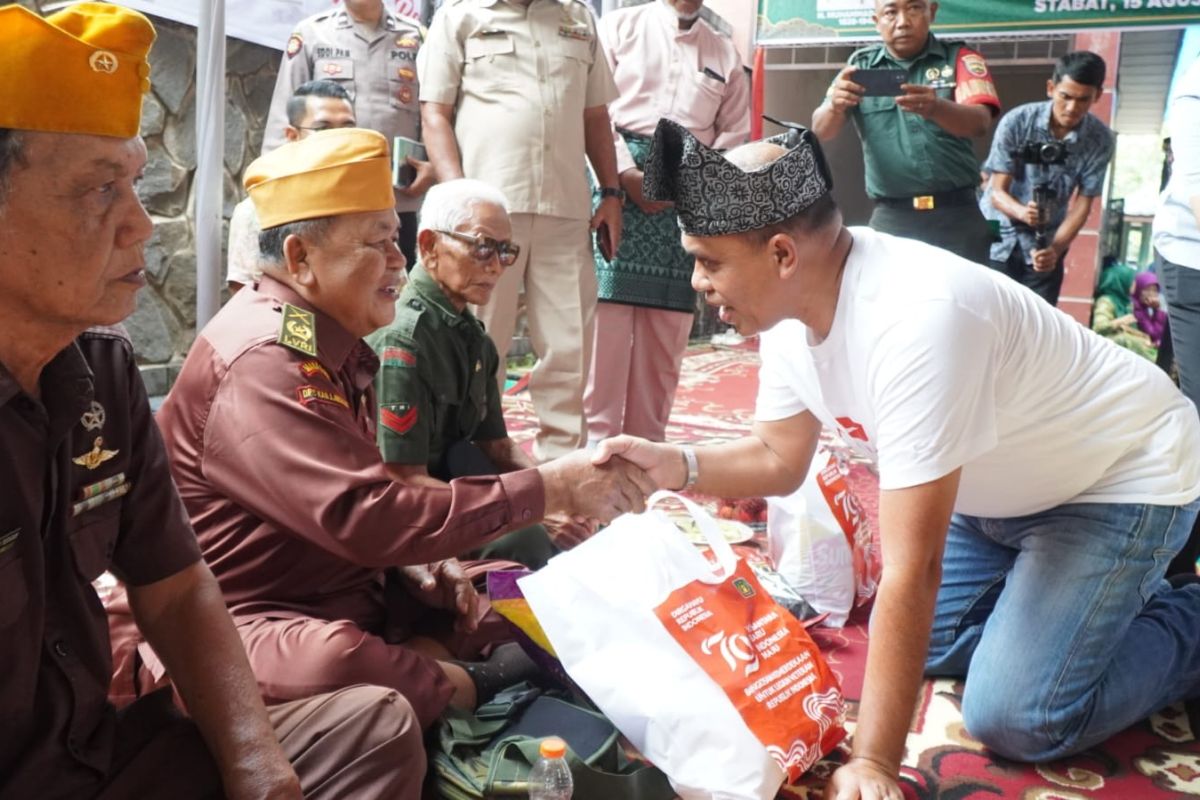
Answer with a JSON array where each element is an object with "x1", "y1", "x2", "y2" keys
[{"x1": 265, "y1": 0, "x2": 434, "y2": 266}]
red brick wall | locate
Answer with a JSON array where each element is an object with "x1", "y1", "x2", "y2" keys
[{"x1": 1058, "y1": 31, "x2": 1121, "y2": 325}]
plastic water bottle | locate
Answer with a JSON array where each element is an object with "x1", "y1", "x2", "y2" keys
[{"x1": 528, "y1": 737, "x2": 573, "y2": 799}]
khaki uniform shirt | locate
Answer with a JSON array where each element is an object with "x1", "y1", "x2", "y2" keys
[
  {"x1": 155, "y1": 276, "x2": 544, "y2": 630},
  {"x1": 841, "y1": 35, "x2": 1000, "y2": 199},
  {"x1": 0, "y1": 328, "x2": 202, "y2": 797},
  {"x1": 365, "y1": 265, "x2": 506, "y2": 474},
  {"x1": 418, "y1": 0, "x2": 618, "y2": 220},
  {"x1": 264, "y1": 8, "x2": 424, "y2": 212}
]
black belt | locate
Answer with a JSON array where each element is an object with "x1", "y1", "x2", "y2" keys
[{"x1": 874, "y1": 186, "x2": 978, "y2": 211}]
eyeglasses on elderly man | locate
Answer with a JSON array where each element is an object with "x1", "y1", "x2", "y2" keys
[{"x1": 433, "y1": 228, "x2": 520, "y2": 268}]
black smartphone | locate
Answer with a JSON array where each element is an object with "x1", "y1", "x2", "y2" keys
[
  {"x1": 852, "y1": 68, "x2": 906, "y2": 97},
  {"x1": 392, "y1": 136, "x2": 428, "y2": 188},
  {"x1": 595, "y1": 221, "x2": 614, "y2": 263}
]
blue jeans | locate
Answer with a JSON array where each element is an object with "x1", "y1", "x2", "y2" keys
[{"x1": 925, "y1": 500, "x2": 1200, "y2": 761}]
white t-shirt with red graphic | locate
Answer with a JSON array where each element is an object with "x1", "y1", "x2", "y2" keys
[{"x1": 755, "y1": 227, "x2": 1200, "y2": 518}]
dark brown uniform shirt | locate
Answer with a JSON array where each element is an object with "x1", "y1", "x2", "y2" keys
[
  {"x1": 156, "y1": 276, "x2": 544, "y2": 630},
  {"x1": 0, "y1": 328, "x2": 202, "y2": 798}
]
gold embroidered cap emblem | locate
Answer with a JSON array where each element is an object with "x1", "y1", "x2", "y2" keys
[{"x1": 89, "y1": 51, "x2": 118, "y2": 74}]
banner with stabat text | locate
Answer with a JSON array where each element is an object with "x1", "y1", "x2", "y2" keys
[{"x1": 757, "y1": 0, "x2": 1200, "y2": 46}]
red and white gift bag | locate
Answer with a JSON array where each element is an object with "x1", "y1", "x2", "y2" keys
[{"x1": 521, "y1": 492, "x2": 845, "y2": 800}]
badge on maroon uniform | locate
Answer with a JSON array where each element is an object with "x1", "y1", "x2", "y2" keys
[
  {"x1": 73, "y1": 472, "x2": 131, "y2": 516},
  {"x1": 73, "y1": 436, "x2": 119, "y2": 470},
  {"x1": 299, "y1": 359, "x2": 333, "y2": 382},
  {"x1": 278, "y1": 303, "x2": 318, "y2": 356},
  {"x1": 296, "y1": 384, "x2": 351, "y2": 409},
  {"x1": 80, "y1": 400, "x2": 106, "y2": 432},
  {"x1": 286, "y1": 33, "x2": 303, "y2": 59}
]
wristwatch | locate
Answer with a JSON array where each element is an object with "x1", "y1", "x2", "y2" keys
[
  {"x1": 680, "y1": 446, "x2": 699, "y2": 490},
  {"x1": 599, "y1": 186, "x2": 626, "y2": 201}
]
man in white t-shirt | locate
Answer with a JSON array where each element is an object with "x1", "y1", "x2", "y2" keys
[{"x1": 597, "y1": 119, "x2": 1200, "y2": 800}]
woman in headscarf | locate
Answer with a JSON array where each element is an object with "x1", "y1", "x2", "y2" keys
[
  {"x1": 1091, "y1": 261, "x2": 1157, "y2": 361},
  {"x1": 1132, "y1": 271, "x2": 1169, "y2": 348}
]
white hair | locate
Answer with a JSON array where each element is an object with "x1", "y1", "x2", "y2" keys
[{"x1": 419, "y1": 178, "x2": 510, "y2": 233}]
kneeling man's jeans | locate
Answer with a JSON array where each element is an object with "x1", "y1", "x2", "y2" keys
[{"x1": 925, "y1": 500, "x2": 1200, "y2": 761}]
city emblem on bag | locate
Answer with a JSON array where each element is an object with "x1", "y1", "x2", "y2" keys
[
  {"x1": 733, "y1": 578, "x2": 756, "y2": 598},
  {"x1": 702, "y1": 630, "x2": 760, "y2": 676}
]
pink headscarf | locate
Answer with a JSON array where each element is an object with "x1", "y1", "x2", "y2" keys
[{"x1": 1132, "y1": 272, "x2": 1166, "y2": 347}]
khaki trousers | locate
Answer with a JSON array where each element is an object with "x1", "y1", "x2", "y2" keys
[
  {"x1": 475, "y1": 212, "x2": 596, "y2": 460},
  {"x1": 584, "y1": 302, "x2": 693, "y2": 442},
  {"x1": 94, "y1": 685, "x2": 425, "y2": 800}
]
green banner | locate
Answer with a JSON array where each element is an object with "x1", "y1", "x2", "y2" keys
[{"x1": 757, "y1": 0, "x2": 1200, "y2": 45}]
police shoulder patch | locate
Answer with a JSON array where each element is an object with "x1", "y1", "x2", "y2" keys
[
  {"x1": 286, "y1": 33, "x2": 303, "y2": 59},
  {"x1": 278, "y1": 303, "x2": 318, "y2": 357}
]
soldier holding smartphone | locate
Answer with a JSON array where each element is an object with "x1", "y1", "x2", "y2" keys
[{"x1": 812, "y1": 0, "x2": 1000, "y2": 264}]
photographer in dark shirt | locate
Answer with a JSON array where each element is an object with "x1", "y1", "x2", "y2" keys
[{"x1": 982, "y1": 51, "x2": 1115, "y2": 306}]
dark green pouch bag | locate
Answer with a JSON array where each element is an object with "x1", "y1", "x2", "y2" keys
[{"x1": 430, "y1": 683, "x2": 675, "y2": 799}]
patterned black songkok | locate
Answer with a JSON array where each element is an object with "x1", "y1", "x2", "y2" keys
[{"x1": 642, "y1": 118, "x2": 833, "y2": 237}]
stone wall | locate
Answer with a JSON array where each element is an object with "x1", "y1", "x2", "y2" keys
[{"x1": 130, "y1": 18, "x2": 281, "y2": 395}]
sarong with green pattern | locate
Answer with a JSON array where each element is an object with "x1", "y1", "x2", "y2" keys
[{"x1": 592, "y1": 131, "x2": 696, "y2": 313}]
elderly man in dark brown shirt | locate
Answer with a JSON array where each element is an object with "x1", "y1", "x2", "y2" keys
[
  {"x1": 0, "y1": 4, "x2": 426, "y2": 800},
  {"x1": 150, "y1": 127, "x2": 653, "y2": 729}
]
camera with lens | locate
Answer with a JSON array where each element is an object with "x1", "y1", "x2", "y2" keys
[
  {"x1": 1010, "y1": 140, "x2": 1068, "y2": 248},
  {"x1": 1014, "y1": 140, "x2": 1068, "y2": 167}
]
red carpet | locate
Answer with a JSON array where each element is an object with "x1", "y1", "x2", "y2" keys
[{"x1": 504, "y1": 341, "x2": 1200, "y2": 799}]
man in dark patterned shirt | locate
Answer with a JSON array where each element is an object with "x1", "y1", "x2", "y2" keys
[{"x1": 981, "y1": 50, "x2": 1115, "y2": 306}]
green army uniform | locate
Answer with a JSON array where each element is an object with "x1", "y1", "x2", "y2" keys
[
  {"x1": 366, "y1": 266, "x2": 556, "y2": 569},
  {"x1": 842, "y1": 35, "x2": 1000, "y2": 264}
]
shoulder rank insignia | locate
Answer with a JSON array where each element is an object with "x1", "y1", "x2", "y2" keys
[
  {"x1": 380, "y1": 403, "x2": 418, "y2": 436},
  {"x1": 278, "y1": 303, "x2": 318, "y2": 357},
  {"x1": 380, "y1": 346, "x2": 417, "y2": 368},
  {"x1": 74, "y1": 436, "x2": 119, "y2": 470}
]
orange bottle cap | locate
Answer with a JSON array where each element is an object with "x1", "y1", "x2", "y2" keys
[{"x1": 539, "y1": 737, "x2": 567, "y2": 759}]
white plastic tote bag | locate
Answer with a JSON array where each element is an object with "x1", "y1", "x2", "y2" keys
[{"x1": 520, "y1": 491, "x2": 844, "y2": 800}]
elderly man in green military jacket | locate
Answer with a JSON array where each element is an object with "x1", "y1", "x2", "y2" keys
[
  {"x1": 366, "y1": 179, "x2": 590, "y2": 569},
  {"x1": 812, "y1": 0, "x2": 1001, "y2": 263}
]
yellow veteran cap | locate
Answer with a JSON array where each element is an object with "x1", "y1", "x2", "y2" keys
[
  {"x1": 0, "y1": 3, "x2": 155, "y2": 138},
  {"x1": 244, "y1": 128, "x2": 396, "y2": 229}
]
